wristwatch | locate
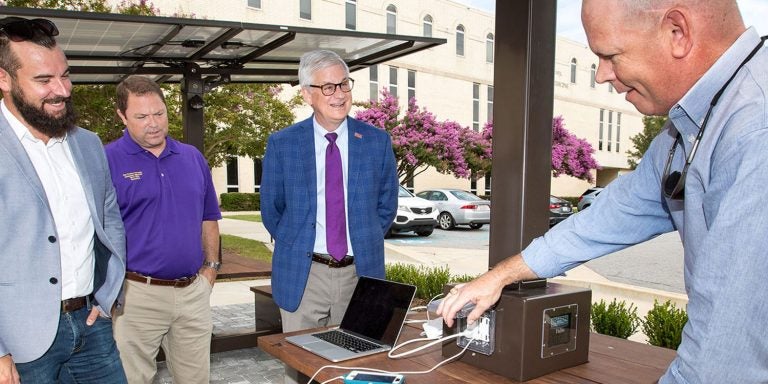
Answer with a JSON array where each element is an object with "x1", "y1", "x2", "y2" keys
[{"x1": 202, "y1": 261, "x2": 222, "y2": 272}]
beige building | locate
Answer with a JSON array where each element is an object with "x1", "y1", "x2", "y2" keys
[{"x1": 125, "y1": 0, "x2": 644, "y2": 198}]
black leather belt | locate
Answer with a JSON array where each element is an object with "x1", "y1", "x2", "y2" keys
[
  {"x1": 125, "y1": 271, "x2": 197, "y2": 288},
  {"x1": 61, "y1": 296, "x2": 89, "y2": 313},
  {"x1": 312, "y1": 253, "x2": 354, "y2": 268}
]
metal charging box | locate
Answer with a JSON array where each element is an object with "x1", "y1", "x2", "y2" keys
[{"x1": 442, "y1": 280, "x2": 591, "y2": 381}]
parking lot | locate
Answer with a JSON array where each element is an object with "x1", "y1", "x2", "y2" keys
[
  {"x1": 385, "y1": 223, "x2": 685, "y2": 294},
  {"x1": 386, "y1": 225, "x2": 490, "y2": 250}
]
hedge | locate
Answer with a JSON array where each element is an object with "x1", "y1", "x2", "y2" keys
[{"x1": 220, "y1": 192, "x2": 260, "y2": 211}]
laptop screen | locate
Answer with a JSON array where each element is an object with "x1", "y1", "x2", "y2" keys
[{"x1": 339, "y1": 276, "x2": 416, "y2": 345}]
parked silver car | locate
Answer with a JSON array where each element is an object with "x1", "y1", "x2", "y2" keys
[
  {"x1": 416, "y1": 189, "x2": 490, "y2": 230},
  {"x1": 577, "y1": 187, "x2": 604, "y2": 210}
]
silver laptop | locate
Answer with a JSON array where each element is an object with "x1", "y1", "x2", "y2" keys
[{"x1": 285, "y1": 276, "x2": 416, "y2": 362}]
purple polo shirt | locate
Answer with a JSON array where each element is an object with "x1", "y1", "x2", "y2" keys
[{"x1": 105, "y1": 130, "x2": 222, "y2": 279}]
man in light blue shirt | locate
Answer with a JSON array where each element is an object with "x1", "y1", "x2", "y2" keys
[{"x1": 439, "y1": 1, "x2": 768, "y2": 382}]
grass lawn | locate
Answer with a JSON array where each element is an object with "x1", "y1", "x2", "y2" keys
[
  {"x1": 222, "y1": 214, "x2": 262, "y2": 222},
  {"x1": 221, "y1": 234, "x2": 272, "y2": 262}
]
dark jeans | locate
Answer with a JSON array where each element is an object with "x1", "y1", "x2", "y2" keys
[{"x1": 15, "y1": 305, "x2": 127, "y2": 383}]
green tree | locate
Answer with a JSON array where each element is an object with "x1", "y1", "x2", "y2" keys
[
  {"x1": 164, "y1": 84, "x2": 302, "y2": 168},
  {"x1": 3, "y1": 0, "x2": 110, "y2": 11},
  {"x1": 626, "y1": 116, "x2": 667, "y2": 169}
]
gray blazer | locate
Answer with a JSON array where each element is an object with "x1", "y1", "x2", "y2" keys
[{"x1": 0, "y1": 111, "x2": 126, "y2": 363}]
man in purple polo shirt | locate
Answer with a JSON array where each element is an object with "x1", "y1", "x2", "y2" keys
[{"x1": 104, "y1": 75, "x2": 222, "y2": 384}]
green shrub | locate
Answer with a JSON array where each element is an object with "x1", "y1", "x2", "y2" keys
[
  {"x1": 590, "y1": 298, "x2": 640, "y2": 339},
  {"x1": 385, "y1": 263, "x2": 477, "y2": 301},
  {"x1": 642, "y1": 300, "x2": 688, "y2": 350},
  {"x1": 220, "y1": 192, "x2": 260, "y2": 211}
]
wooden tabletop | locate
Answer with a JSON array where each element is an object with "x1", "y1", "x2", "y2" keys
[{"x1": 258, "y1": 321, "x2": 676, "y2": 383}]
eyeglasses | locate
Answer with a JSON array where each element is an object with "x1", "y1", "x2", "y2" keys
[
  {"x1": 662, "y1": 35, "x2": 767, "y2": 200},
  {"x1": 308, "y1": 78, "x2": 354, "y2": 96},
  {"x1": 0, "y1": 18, "x2": 59, "y2": 42}
]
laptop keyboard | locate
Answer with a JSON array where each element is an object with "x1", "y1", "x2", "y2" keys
[{"x1": 313, "y1": 330, "x2": 381, "y2": 352}]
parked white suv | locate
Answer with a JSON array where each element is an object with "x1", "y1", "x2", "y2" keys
[{"x1": 387, "y1": 186, "x2": 438, "y2": 237}]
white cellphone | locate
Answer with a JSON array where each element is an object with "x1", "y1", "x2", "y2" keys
[{"x1": 343, "y1": 370, "x2": 405, "y2": 384}]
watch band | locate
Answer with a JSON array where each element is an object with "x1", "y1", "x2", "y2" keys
[{"x1": 202, "y1": 261, "x2": 222, "y2": 272}]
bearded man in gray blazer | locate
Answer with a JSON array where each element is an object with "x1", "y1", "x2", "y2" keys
[{"x1": 0, "y1": 17, "x2": 127, "y2": 384}]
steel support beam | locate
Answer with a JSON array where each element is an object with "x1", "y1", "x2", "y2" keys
[
  {"x1": 488, "y1": 0, "x2": 557, "y2": 267},
  {"x1": 181, "y1": 62, "x2": 205, "y2": 152}
]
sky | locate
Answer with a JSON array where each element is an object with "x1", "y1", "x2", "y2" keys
[{"x1": 454, "y1": 0, "x2": 768, "y2": 45}]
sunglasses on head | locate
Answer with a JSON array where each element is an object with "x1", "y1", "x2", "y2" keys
[{"x1": 0, "y1": 18, "x2": 59, "y2": 42}]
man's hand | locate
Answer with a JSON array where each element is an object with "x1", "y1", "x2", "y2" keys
[
  {"x1": 0, "y1": 354, "x2": 19, "y2": 384},
  {"x1": 437, "y1": 253, "x2": 538, "y2": 327},
  {"x1": 436, "y1": 270, "x2": 506, "y2": 327},
  {"x1": 199, "y1": 266, "x2": 217, "y2": 288},
  {"x1": 86, "y1": 306, "x2": 101, "y2": 326}
]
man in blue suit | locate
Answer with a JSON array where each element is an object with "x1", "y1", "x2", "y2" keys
[
  {"x1": 0, "y1": 17, "x2": 127, "y2": 383},
  {"x1": 261, "y1": 49, "x2": 398, "y2": 336}
]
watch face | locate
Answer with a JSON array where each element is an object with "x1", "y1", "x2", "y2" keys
[{"x1": 204, "y1": 261, "x2": 221, "y2": 271}]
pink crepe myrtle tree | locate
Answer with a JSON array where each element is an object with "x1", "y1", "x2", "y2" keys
[
  {"x1": 355, "y1": 91, "x2": 597, "y2": 185},
  {"x1": 355, "y1": 90, "x2": 492, "y2": 184},
  {"x1": 550, "y1": 115, "x2": 600, "y2": 183}
]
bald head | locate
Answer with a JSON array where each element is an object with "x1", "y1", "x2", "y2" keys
[{"x1": 581, "y1": 0, "x2": 746, "y2": 115}]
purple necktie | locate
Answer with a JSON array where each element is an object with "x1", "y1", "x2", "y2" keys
[{"x1": 325, "y1": 133, "x2": 348, "y2": 261}]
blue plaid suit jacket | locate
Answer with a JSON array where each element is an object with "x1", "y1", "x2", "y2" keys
[{"x1": 261, "y1": 116, "x2": 399, "y2": 311}]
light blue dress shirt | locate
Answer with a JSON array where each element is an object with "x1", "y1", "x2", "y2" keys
[{"x1": 523, "y1": 28, "x2": 768, "y2": 383}]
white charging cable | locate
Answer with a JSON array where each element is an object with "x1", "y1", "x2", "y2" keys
[{"x1": 306, "y1": 332, "x2": 477, "y2": 384}]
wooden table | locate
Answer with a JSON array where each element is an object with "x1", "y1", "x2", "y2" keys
[{"x1": 258, "y1": 321, "x2": 676, "y2": 383}]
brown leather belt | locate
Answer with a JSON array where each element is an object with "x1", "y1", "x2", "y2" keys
[
  {"x1": 61, "y1": 296, "x2": 88, "y2": 313},
  {"x1": 125, "y1": 271, "x2": 197, "y2": 288},
  {"x1": 311, "y1": 253, "x2": 354, "y2": 268}
]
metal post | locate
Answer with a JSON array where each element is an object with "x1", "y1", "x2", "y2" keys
[{"x1": 489, "y1": 0, "x2": 557, "y2": 267}]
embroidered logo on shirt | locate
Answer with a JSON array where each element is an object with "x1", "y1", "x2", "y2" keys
[
  {"x1": 354, "y1": 132, "x2": 363, "y2": 139},
  {"x1": 123, "y1": 171, "x2": 143, "y2": 181}
]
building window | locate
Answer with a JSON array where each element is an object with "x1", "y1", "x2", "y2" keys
[
  {"x1": 484, "y1": 174, "x2": 491, "y2": 196},
  {"x1": 607, "y1": 111, "x2": 613, "y2": 152},
  {"x1": 226, "y1": 157, "x2": 239, "y2": 192},
  {"x1": 345, "y1": 0, "x2": 356, "y2": 30},
  {"x1": 616, "y1": 112, "x2": 622, "y2": 153},
  {"x1": 247, "y1": 0, "x2": 261, "y2": 9},
  {"x1": 590, "y1": 64, "x2": 596, "y2": 88},
  {"x1": 389, "y1": 66, "x2": 398, "y2": 97},
  {"x1": 598, "y1": 109, "x2": 604, "y2": 151},
  {"x1": 486, "y1": 33, "x2": 494, "y2": 63},
  {"x1": 300, "y1": 0, "x2": 311, "y2": 20},
  {"x1": 487, "y1": 85, "x2": 494, "y2": 122},
  {"x1": 407, "y1": 70, "x2": 416, "y2": 101},
  {"x1": 570, "y1": 58, "x2": 577, "y2": 84},
  {"x1": 472, "y1": 83, "x2": 480, "y2": 131},
  {"x1": 423, "y1": 15, "x2": 433, "y2": 37},
  {"x1": 253, "y1": 158, "x2": 262, "y2": 192},
  {"x1": 369, "y1": 65, "x2": 378, "y2": 101},
  {"x1": 456, "y1": 25, "x2": 465, "y2": 56},
  {"x1": 470, "y1": 172, "x2": 478, "y2": 194},
  {"x1": 386, "y1": 4, "x2": 397, "y2": 34}
]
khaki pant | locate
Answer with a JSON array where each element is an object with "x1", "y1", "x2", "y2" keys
[
  {"x1": 113, "y1": 275, "x2": 213, "y2": 384},
  {"x1": 281, "y1": 262, "x2": 358, "y2": 384},
  {"x1": 280, "y1": 262, "x2": 358, "y2": 332}
]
